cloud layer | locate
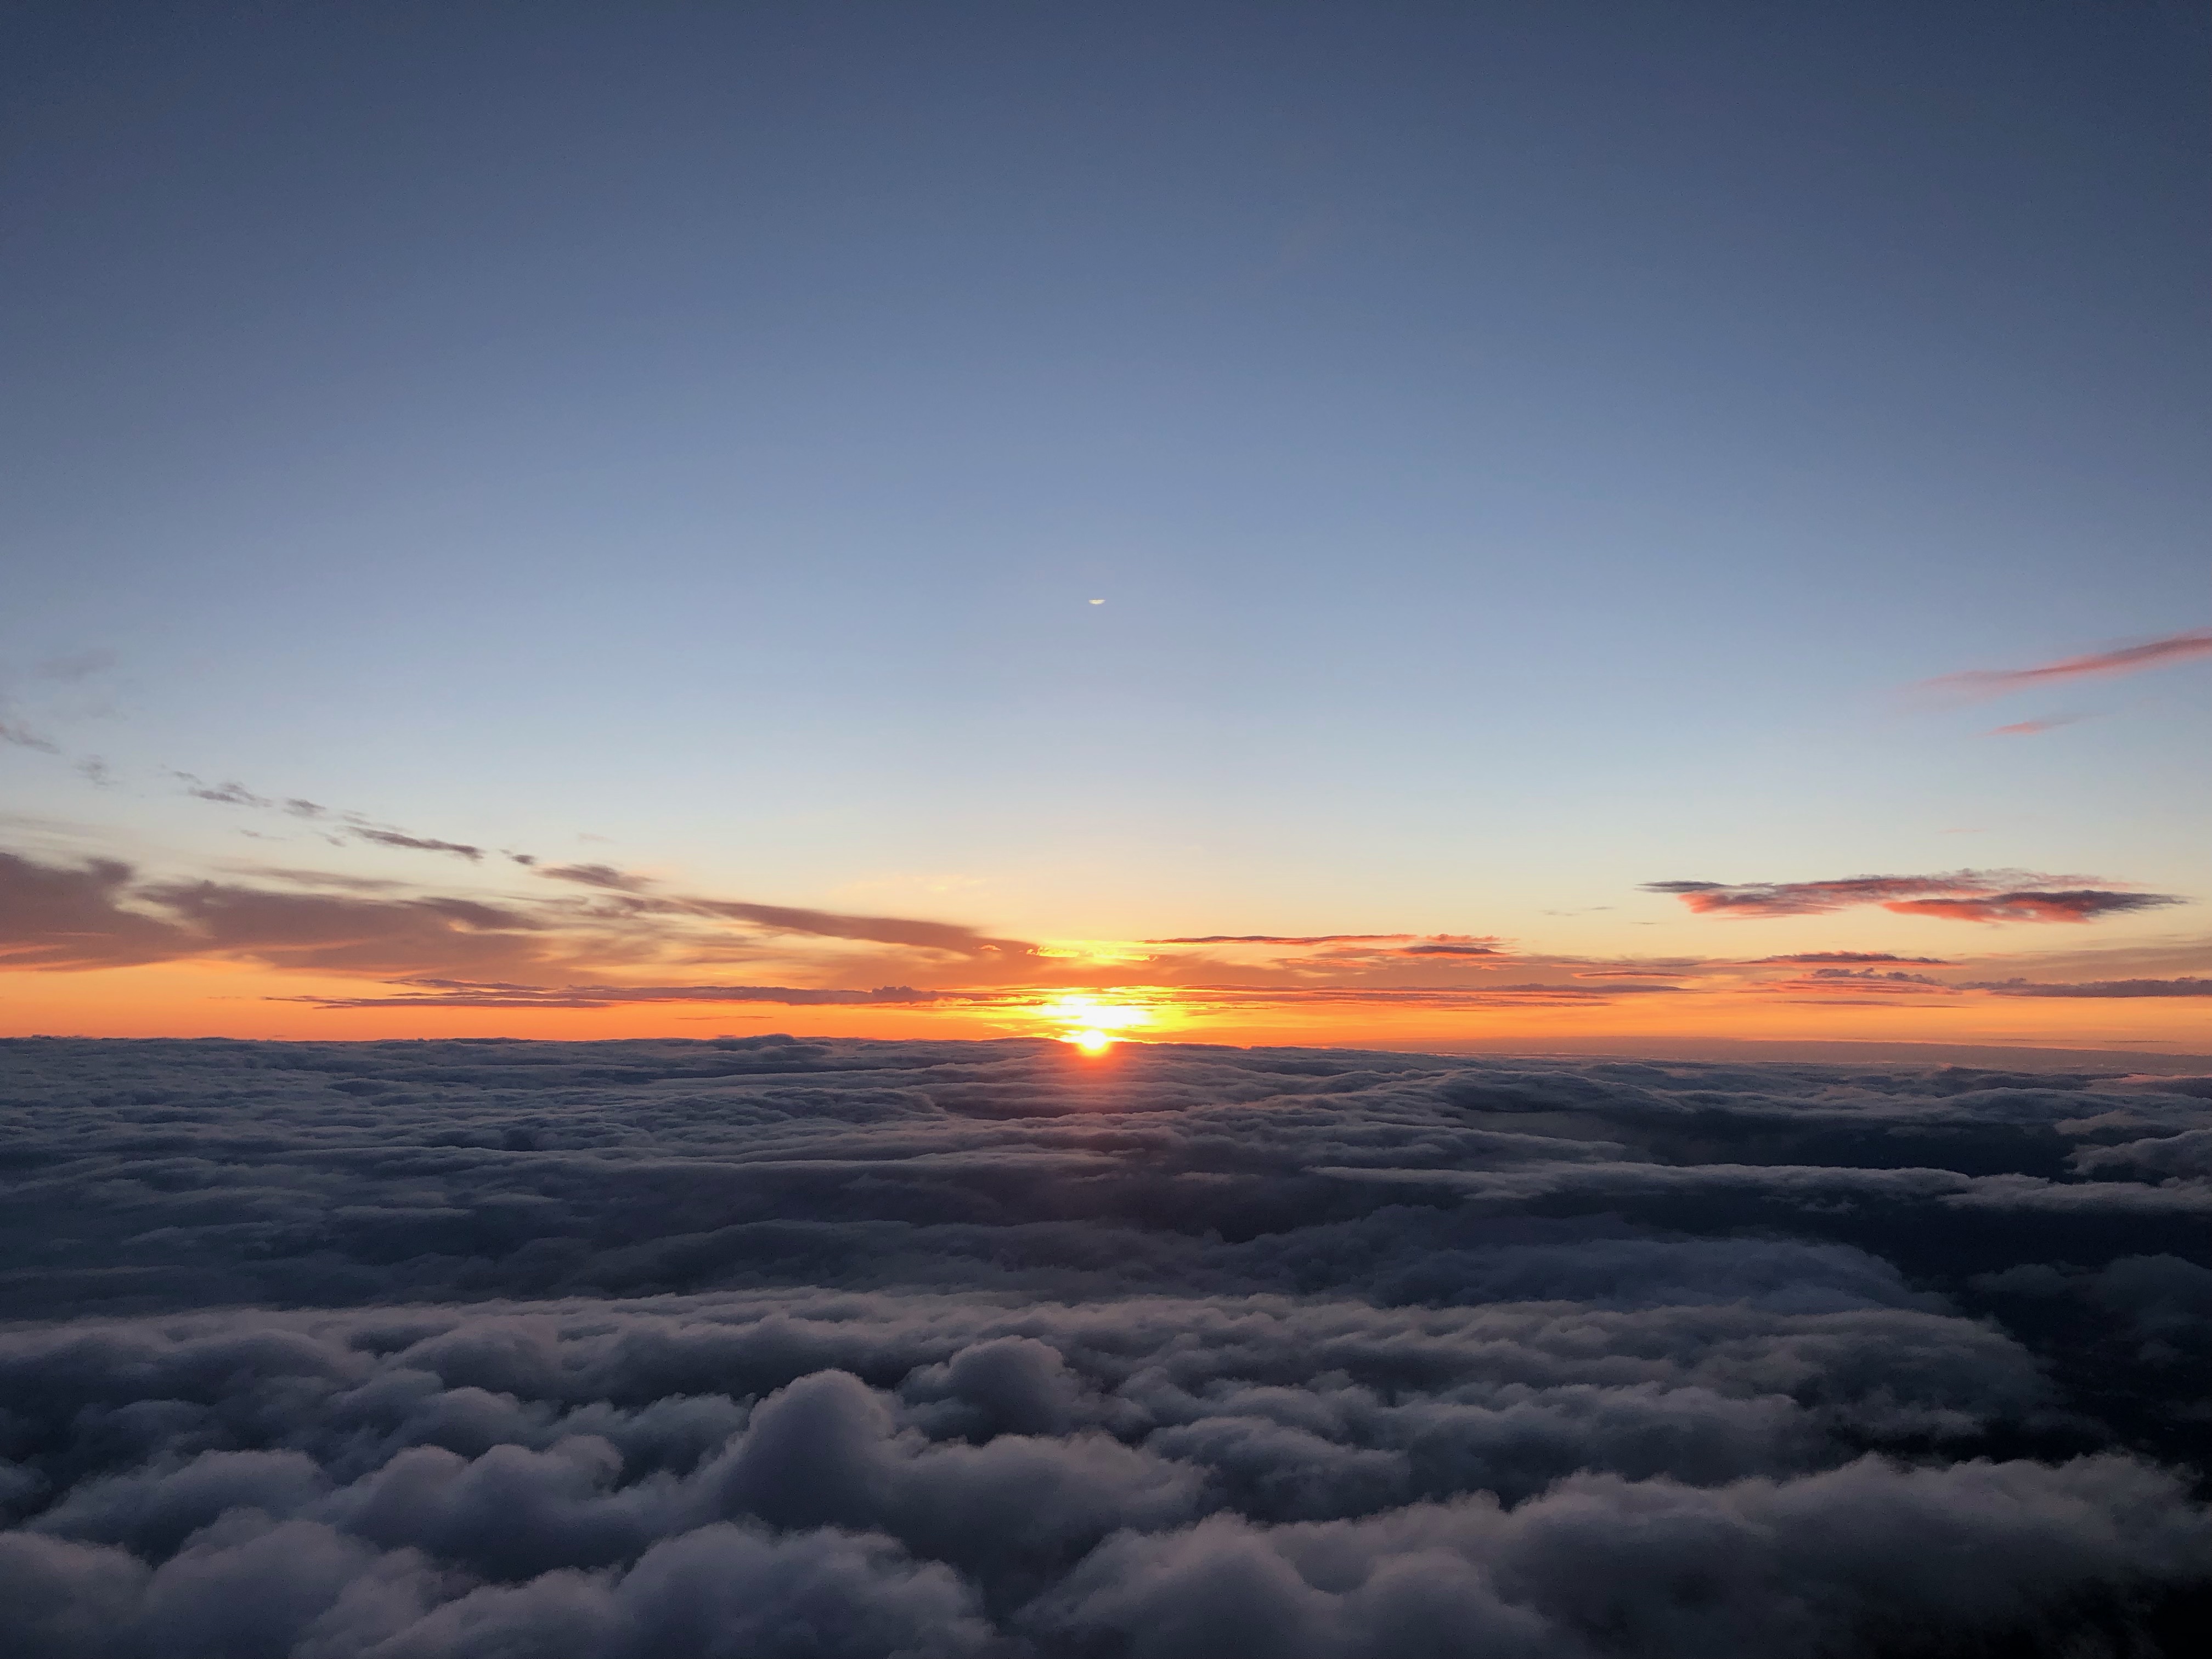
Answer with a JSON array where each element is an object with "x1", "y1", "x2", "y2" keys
[{"x1": 1, "y1": 1037, "x2": 2207, "y2": 1656}]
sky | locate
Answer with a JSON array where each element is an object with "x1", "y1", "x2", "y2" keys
[{"x1": 4, "y1": 1, "x2": 2209, "y2": 1052}]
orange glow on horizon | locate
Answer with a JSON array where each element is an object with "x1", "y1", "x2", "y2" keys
[{"x1": 1, "y1": 964, "x2": 2205, "y2": 1059}]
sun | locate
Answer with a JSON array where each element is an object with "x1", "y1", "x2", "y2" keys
[{"x1": 1037, "y1": 992, "x2": 1153, "y2": 1054}]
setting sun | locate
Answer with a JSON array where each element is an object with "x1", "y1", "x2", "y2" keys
[{"x1": 1035, "y1": 992, "x2": 1154, "y2": 1051}]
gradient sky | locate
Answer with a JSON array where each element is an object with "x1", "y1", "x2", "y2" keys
[{"x1": 4, "y1": 1, "x2": 2208, "y2": 1051}]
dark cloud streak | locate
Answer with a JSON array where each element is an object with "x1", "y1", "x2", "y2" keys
[
  {"x1": 0, "y1": 718, "x2": 61, "y2": 753},
  {"x1": 354, "y1": 829, "x2": 484, "y2": 861},
  {"x1": 1971, "y1": 978, "x2": 2212, "y2": 998},
  {"x1": 287, "y1": 980, "x2": 945, "y2": 1009},
  {"x1": 1649, "y1": 872, "x2": 2182, "y2": 924}
]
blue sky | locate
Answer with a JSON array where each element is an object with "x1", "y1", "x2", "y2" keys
[{"x1": 3, "y1": 2, "x2": 2207, "y2": 1042}]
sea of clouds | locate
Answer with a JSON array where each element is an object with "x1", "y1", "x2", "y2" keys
[{"x1": 2, "y1": 1036, "x2": 2208, "y2": 1658}]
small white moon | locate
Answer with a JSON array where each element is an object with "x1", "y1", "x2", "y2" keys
[{"x1": 1087, "y1": 599, "x2": 1105, "y2": 605}]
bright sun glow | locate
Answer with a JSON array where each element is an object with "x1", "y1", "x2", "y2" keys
[{"x1": 1036, "y1": 992, "x2": 1154, "y2": 1053}]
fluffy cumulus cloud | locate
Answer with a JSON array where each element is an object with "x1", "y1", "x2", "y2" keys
[{"x1": 1, "y1": 1037, "x2": 2208, "y2": 1657}]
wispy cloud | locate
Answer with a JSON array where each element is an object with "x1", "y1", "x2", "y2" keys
[
  {"x1": 1751, "y1": 952, "x2": 1955, "y2": 965},
  {"x1": 176, "y1": 776, "x2": 323, "y2": 815},
  {"x1": 1986, "y1": 716, "x2": 2083, "y2": 737},
  {"x1": 1968, "y1": 977, "x2": 2212, "y2": 998},
  {"x1": 287, "y1": 979, "x2": 946, "y2": 1010},
  {"x1": 1923, "y1": 628, "x2": 2212, "y2": 701},
  {"x1": 1647, "y1": 872, "x2": 2182, "y2": 924},
  {"x1": 0, "y1": 845, "x2": 1041, "y2": 986},
  {"x1": 0, "y1": 720, "x2": 60, "y2": 753},
  {"x1": 538, "y1": 861, "x2": 648, "y2": 890},
  {"x1": 1122, "y1": 981, "x2": 1670, "y2": 1011},
  {"x1": 1142, "y1": 934, "x2": 1509, "y2": 970},
  {"x1": 680, "y1": 898, "x2": 1035, "y2": 958},
  {"x1": 533, "y1": 863, "x2": 1034, "y2": 958},
  {"x1": 1764, "y1": 968, "x2": 1956, "y2": 995},
  {"x1": 1146, "y1": 934, "x2": 1430, "y2": 946},
  {"x1": 178, "y1": 774, "x2": 492, "y2": 861},
  {"x1": 354, "y1": 828, "x2": 484, "y2": 860}
]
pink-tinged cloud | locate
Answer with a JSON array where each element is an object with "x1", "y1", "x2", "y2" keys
[
  {"x1": 1925, "y1": 628, "x2": 2212, "y2": 701},
  {"x1": 1646, "y1": 872, "x2": 2182, "y2": 924},
  {"x1": 1986, "y1": 717, "x2": 2080, "y2": 737}
]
